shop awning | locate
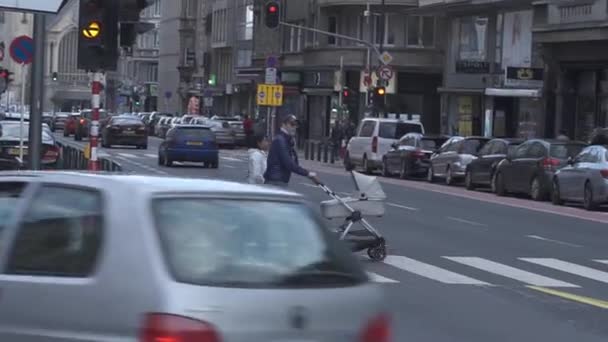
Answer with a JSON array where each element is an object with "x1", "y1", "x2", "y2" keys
[
  {"x1": 437, "y1": 87, "x2": 484, "y2": 94},
  {"x1": 485, "y1": 88, "x2": 541, "y2": 97}
]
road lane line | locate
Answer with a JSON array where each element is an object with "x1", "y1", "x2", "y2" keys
[
  {"x1": 384, "y1": 256, "x2": 490, "y2": 285},
  {"x1": 387, "y1": 203, "x2": 419, "y2": 211},
  {"x1": 447, "y1": 216, "x2": 487, "y2": 227},
  {"x1": 221, "y1": 156, "x2": 243, "y2": 162},
  {"x1": 118, "y1": 153, "x2": 138, "y2": 158},
  {"x1": 594, "y1": 260, "x2": 608, "y2": 265},
  {"x1": 223, "y1": 164, "x2": 236, "y2": 168},
  {"x1": 144, "y1": 154, "x2": 157, "y2": 158},
  {"x1": 367, "y1": 272, "x2": 399, "y2": 283},
  {"x1": 525, "y1": 235, "x2": 582, "y2": 248},
  {"x1": 520, "y1": 258, "x2": 608, "y2": 284},
  {"x1": 444, "y1": 257, "x2": 579, "y2": 288},
  {"x1": 527, "y1": 286, "x2": 608, "y2": 309}
]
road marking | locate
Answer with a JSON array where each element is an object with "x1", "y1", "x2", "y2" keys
[
  {"x1": 594, "y1": 260, "x2": 608, "y2": 265},
  {"x1": 527, "y1": 286, "x2": 608, "y2": 309},
  {"x1": 117, "y1": 153, "x2": 138, "y2": 158},
  {"x1": 384, "y1": 256, "x2": 490, "y2": 285},
  {"x1": 144, "y1": 154, "x2": 157, "y2": 158},
  {"x1": 444, "y1": 257, "x2": 579, "y2": 288},
  {"x1": 525, "y1": 235, "x2": 582, "y2": 248},
  {"x1": 387, "y1": 203, "x2": 419, "y2": 211},
  {"x1": 223, "y1": 164, "x2": 236, "y2": 169},
  {"x1": 520, "y1": 258, "x2": 608, "y2": 284},
  {"x1": 447, "y1": 216, "x2": 487, "y2": 227},
  {"x1": 367, "y1": 272, "x2": 399, "y2": 283},
  {"x1": 221, "y1": 156, "x2": 243, "y2": 162}
]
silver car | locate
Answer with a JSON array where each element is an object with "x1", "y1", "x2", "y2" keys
[
  {"x1": 552, "y1": 145, "x2": 608, "y2": 210},
  {"x1": 0, "y1": 172, "x2": 388, "y2": 342},
  {"x1": 428, "y1": 136, "x2": 490, "y2": 185}
]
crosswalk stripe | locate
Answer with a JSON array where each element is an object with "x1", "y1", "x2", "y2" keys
[
  {"x1": 117, "y1": 153, "x2": 138, "y2": 158},
  {"x1": 384, "y1": 256, "x2": 490, "y2": 285},
  {"x1": 444, "y1": 257, "x2": 579, "y2": 288},
  {"x1": 521, "y1": 258, "x2": 608, "y2": 284},
  {"x1": 594, "y1": 260, "x2": 608, "y2": 265},
  {"x1": 144, "y1": 154, "x2": 157, "y2": 158},
  {"x1": 221, "y1": 156, "x2": 243, "y2": 162},
  {"x1": 367, "y1": 272, "x2": 399, "y2": 283}
]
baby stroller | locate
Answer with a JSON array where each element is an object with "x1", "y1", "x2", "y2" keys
[{"x1": 317, "y1": 171, "x2": 387, "y2": 261}]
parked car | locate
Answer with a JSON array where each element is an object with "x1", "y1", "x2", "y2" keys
[
  {"x1": 0, "y1": 120, "x2": 61, "y2": 169},
  {"x1": 552, "y1": 145, "x2": 608, "y2": 210},
  {"x1": 101, "y1": 115, "x2": 148, "y2": 149},
  {"x1": 50, "y1": 112, "x2": 70, "y2": 132},
  {"x1": 465, "y1": 138, "x2": 524, "y2": 191},
  {"x1": 63, "y1": 112, "x2": 82, "y2": 137},
  {"x1": 192, "y1": 117, "x2": 236, "y2": 148},
  {"x1": 154, "y1": 117, "x2": 171, "y2": 138},
  {"x1": 0, "y1": 172, "x2": 387, "y2": 342},
  {"x1": 493, "y1": 139, "x2": 587, "y2": 201},
  {"x1": 346, "y1": 118, "x2": 425, "y2": 173},
  {"x1": 158, "y1": 125, "x2": 219, "y2": 168},
  {"x1": 74, "y1": 109, "x2": 109, "y2": 141},
  {"x1": 427, "y1": 136, "x2": 490, "y2": 185},
  {"x1": 148, "y1": 112, "x2": 174, "y2": 135},
  {"x1": 213, "y1": 116, "x2": 246, "y2": 146},
  {"x1": 381, "y1": 133, "x2": 449, "y2": 178}
]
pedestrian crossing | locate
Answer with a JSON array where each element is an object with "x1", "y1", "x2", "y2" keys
[
  {"x1": 108, "y1": 151, "x2": 248, "y2": 162},
  {"x1": 366, "y1": 255, "x2": 608, "y2": 289}
]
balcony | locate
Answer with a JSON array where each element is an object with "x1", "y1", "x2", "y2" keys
[{"x1": 533, "y1": 0, "x2": 608, "y2": 43}]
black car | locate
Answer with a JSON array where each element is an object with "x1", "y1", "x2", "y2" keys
[
  {"x1": 0, "y1": 121, "x2": 61, "y2": 170},
  {"x1": 493, "y1": 139, "x2": 587, "y2": 201},
  {"x1": 465, "y1": 138, "x2": 524, "y2": 191},
  {"x1": 382, "y1": 133, "x2": 450, "y2": 178},
  {"x1": 101, "y1": 115, "x2": 148, "y2": 149}
]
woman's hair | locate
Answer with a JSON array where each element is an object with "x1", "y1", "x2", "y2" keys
[{"x1": 250, "y1": 134, "x2": 267, "y2": 148}]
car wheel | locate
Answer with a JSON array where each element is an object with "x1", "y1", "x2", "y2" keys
[
  {"x1": 551, "y1": 179, "x2": 564, "y2": 205},
  {"x1": 530, "y1": 176, "x2": 545, "y2": 201},
  {"x1": 381, "y1": 158, "x2": 390, "y2": 177},
  {"x1": 427, "y1": 166, "x2": 435, "y2": 183},
  {"x1": 465, "y1": 170, "x2": 475, "y2": 190},
  {"x1": 399, "y1": 160, "x2": 409, "y2": 180},
  {"x1": 583, "y1": 182, "x2": 597, "y2": 211},
  {"x1": 445, "y1": 166, "x2": 454, "y2": 186},
  {"x1": 494, "y1": 172, "x2": 506, "y2": 196},
  {"x1": 211, "y1": 160, "x2": 219, "y2": 169}
]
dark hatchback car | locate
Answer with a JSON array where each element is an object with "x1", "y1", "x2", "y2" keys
[
  {"x1": 465, "y1": 138, "x2": 524, "y2": 191},
  {"x1": 382, "y1": 133, "x2": 449, "y2": 178},
  {"x1": 101, "y1": 115, "x2": 148, "y2": 149},
  {"x1": 493, "y1": 139, "x2": 587, "y2": 201},
  {"x1": 0, "y1": 121, "x2": 61, "y2": 170}
]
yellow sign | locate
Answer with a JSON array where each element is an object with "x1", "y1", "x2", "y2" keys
[
  {"x1": 84, "y1": 143, "x2": 91, "y2": 160},
  {"x1": 82, "y1": 21, "x2": 101, "y2": 39},
  {"x1": 257, "y1": 84, "x2": 283, "y2": 107}
]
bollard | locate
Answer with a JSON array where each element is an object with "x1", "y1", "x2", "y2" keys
[
  {"x1": 316, "y1": 142, "x2": 322, "y2": 162},
  {"x1": 309, "y1": 141, "x2": 315, "y2": 161},
  {"x1": 323, "y1": 143, "x2": 329, "y2": 163},
  {"x1": 330, "y1": 143, "x2": 335, "y2": 164},
  {"x1": 304, "y1": 140, "x2": 309, "y2": 160}
]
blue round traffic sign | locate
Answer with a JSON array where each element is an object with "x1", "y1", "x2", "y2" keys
[{"x1": 9, "y1": 35, "x2": 34, "y2": 65}]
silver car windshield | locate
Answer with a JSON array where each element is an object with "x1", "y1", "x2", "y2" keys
[{"x1": 152, "y1": 199, "x2": 366, "y2": 288}]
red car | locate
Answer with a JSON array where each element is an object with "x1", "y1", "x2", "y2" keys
[
  {"x1": 63, "y1": 112, "x2": 82, "y2": 137},
  {"x1": 74, "y1": 109, "x2": 108, "y2": 141}
]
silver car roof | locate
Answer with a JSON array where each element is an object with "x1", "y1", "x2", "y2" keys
[{"x1": 0, "y1": 171, "x2": 300, "y2": 198}]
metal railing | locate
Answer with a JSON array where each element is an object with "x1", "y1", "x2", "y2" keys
[{"x1": 57, "y1": 142, "x2": 123, "y2": 172}]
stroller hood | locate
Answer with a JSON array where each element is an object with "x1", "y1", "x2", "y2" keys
[{"x1": 351, "y1": 171, "x2": 386, "y2": 200}]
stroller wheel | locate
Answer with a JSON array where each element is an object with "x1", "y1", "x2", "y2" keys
[{"x1": 367, "y1": 245, "x2": 387, "y2": 262}]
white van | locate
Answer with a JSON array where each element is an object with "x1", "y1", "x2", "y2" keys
[{"x1": 345, "y1": 118, "x2": 425, "y2": 173}]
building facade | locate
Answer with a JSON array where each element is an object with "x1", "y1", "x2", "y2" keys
[{"x1": 0, "y1": 11, "x2": 34, "y2": 112}]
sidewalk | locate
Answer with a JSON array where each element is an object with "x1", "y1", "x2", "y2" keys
[{"x1": 297, "y1": 149, "x2": 344, "y2": 170}]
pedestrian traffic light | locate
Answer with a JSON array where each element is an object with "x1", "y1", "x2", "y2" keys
[
  {"x1": 342, "y1": 87, "x2": 350, "y2": 98},
  {"x1": 264, "y1": 1, "x2": 280, "y2": 29},
  {"x1": 133, "y1": 93, "x2": 140, "y2": 106},
  {"x1": 77, "y1": 0, "x2": 119, "y2": 71},
  {"x1": 0, "y1": 68, "x2": 9, "y2": 94}
]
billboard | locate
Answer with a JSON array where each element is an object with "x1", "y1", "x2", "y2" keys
[{"x1": 0, "y1": 0, "x2": 64, "y2": 13}]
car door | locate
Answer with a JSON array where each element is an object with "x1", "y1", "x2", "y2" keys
[
  {"x1": 501, "y1": 142, "x2": 530, "y2": 192},
  {"x1": 0, "y1": 183, "x2": 105, "y2": 342},
  {"x1": 349, "y1": 120, "x2": 375, "y2": 164},
  {"x1": 573, "y1": 147, "x2": 603, "y2": 200},
  {"x1": 515, "y1": 142, "x2": 546, "y2": 193},
  {"x1": 470, "y1": 141, "x2": 495, "y2": 184},
  {"x1": 437, "y1": 140, "x2": 461, "y2": 176},
  {"x1": 393, "y1": 136, "x2": 416, "y2": 171},
  {"x1": 559, "y1": 148, "x2": 590, "y2": 200},
  {"x1": 384, "y1": 135, "x2": 405, "y2": 172}
]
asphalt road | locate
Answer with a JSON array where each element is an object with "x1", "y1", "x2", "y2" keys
[{"x1": 56, "y1": 133, "x2": 608, "y2": 342}]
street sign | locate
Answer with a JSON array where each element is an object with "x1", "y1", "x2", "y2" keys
[
  {"x1": 362, "y1": 69, "x2": 372, "y2": 87},
  {"x1": 257, "y1": 84, "x2": 283, "y2": 107},
  {"x1": 9, "y1": 35, "x2": 34, "y2": 65},
  {"x1": 164, "y1": 91, "x2": 172, "y2": 99},
  {"x1": 379, "y1": 51, "x2": 393, "y2": 65},
  {"x1": 376, "y1": 65, "x2": 394, "y2": 81},
  {"x1": 266, "y1": 55, "x2": 278, "y2": 68},
  {"x1": 265, "y1": 67, "x2": 277, "y2": 84},
  {"x1": 82, "y1": 21, "x2": 101, "y2": 39}
]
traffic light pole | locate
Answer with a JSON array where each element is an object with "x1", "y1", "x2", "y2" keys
[
  {"x1": 88, "y1": 72, "x2": 103, "y2": 171},
  {"x1": 27, "y1": 13, "x2": 46, "y2": 170}
]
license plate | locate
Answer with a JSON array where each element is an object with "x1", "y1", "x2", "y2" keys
[
  {"x1": 8, "y1": 148, "x2": 27, "y2": 156},
  {"x1": 123, "y1": 131, "x2": 135, "y2": 135},
  {"x1": 186, "y1": 141, "x2": 203, "y2": 146}
]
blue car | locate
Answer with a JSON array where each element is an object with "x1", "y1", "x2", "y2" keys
[{"x1": 158, "y1": 125, "x2": 219, "y2": 168}]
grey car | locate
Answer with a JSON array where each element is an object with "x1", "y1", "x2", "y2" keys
[
  {"x1": 427, "y1": 136, "x2": 490, "y2": 185},
  {"x1": 0, "y1": 172, "x2": 388, "y2": 342},
  {"x1": 552, "y1": 145, "x2": 608, "y2": 210}
]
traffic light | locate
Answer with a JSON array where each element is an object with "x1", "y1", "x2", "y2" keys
[
  {"x1": 372, "y1": 86, "x2": 386, "y2": 109},
  {"x1": 133, "y1": 93, "x2": 140, "y2": 106},
  {"x1": 342, "y1": 87, "x2": 350, "y2": 98},
  {"x1": 264, "y1": 1, "x2": 280, "y2": 29},
  {"x1": 0, "y1": 68, "x2": 9, "y2": 94},
  {"x1": 52, "y1": 72, "x2": 58, "y2": 81},
  {"x1": 77, "y1": 0, "x2": 119, "y2": 71}
]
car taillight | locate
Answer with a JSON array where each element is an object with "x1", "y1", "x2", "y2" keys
[
  {"x1": 42, "y1": 146, "x2": 60, "y2": 163},
  {"x1": 542, "y1": 157, "x2": 560, "y2": 171},
  {"x1": 412, "y1": 149, "x2": 425, "y2": 159},
  {"x1": 80, "y1": 119, "x2": 85, "y2": 124},
  {"x1": 600, "y1": 169, "x2": 608, "y2": 178},
  {"x1": 140, "y1": 314, "x2": 221, "y2": 342},
  {"x1": 360, "y1": 314, "x2": 390, "y2": 342},
  {"x1": 372, "y1": 136, "x2": 378, "y2": 154}
]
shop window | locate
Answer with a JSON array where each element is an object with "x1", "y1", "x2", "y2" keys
[
  {"x1": 406, "y1": 16, "x2": 435, "y2": 47},
  {"x1": 328, "y1": 16, "x2": 337, "y2": 45}
]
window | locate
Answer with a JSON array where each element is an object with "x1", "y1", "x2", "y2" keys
[
  {"x1": 551, "y1": 144, "x2": 585, "y2": 159},
  {"x1": 0, "y1": 182, "x2": 28, "y2": 239},
  {"x1": 459, "y1": 16, "x2": 488, "y2": 61},
  {"x1": 528, "y1": 143, "x2": 546, "y2": 158},
  {"x1": 5, "y1": 186, "x2": 103, "y2": 277},
  {"x1": 283, "y1": 24, "x2": 303, "y2": 53},
  {"x1": 328, "y1": 16, "x2": 337, "y2": 45},
  {"x1": 407, "y1": 16, "x2": 435, "y2": 47},
  {"x1": 446, "y1": 141, "x2": 461, "y2": 153},
  {"x1": 461, "y1": 139, "x2": 487, "y2": 155},
  {"x1": 495, "y1": 13, "x2": 503, "y2": 71},
  {"x1": 154, "y1": 0, "x2": 161, "y2": 17},
  {"x1": 399, "y1": 136, "x2": 414, "y2": 146},
  {"x1": 359, "y1": 121, "x2": 376, "y2": 137},
  {"x1": 372, "y1": 15, "x2": 396, "y2": 46},
  {"x1": 153, "y1": 30, "x2": 160, "y2": 48},
  {"x1": 237, "y1": 49, "x2": 252, "y2": 67},
  {"x1": 514, "y1": 143, "x2": 529, "y2": 158},
  {"x1": 421, "y1": 138, "x2": 448, "y2": 150},
  {"x1": 238, "y1": 5, "x2": 254, "y2": 41},
  {"x1": 379, "y1": 122, "x2": 423, "y2": 139},
  {"x1": 491, "y1": 141, "x2": 508, "y2": 155},
  {"x1": 478, "y1": 141, "x2": 494, "y2": 156},
  {"x1": 152, "y1": 199, "x2": 365, "y2": 288}
]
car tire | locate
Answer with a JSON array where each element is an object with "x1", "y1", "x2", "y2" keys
[
  {"x1": 211, "y1": 160, "x2": 219, "y2": 169},
  {"x1": 427, "y1": 166, "x2": 435, "y2": 183},
  {"x1": 445, "y1": 166, "x2": 454, "y2": 186},
  {"x1": 583, "y1": 182, "x2": 597, "y2": 211},
  {"x1": 465, "y1": 170, "x2": 475, "y2": 190},
  {"x1": 494, "y1": 172, "x2": 506, "y2": 196},
  {"x1": 530, "y1": 176, "x2": 545, "y2": 201},
  {"x1": 551, "y1": 179, "x2": 564, "y2": 205},
  {"x1": 399, "y1": 160, "x2": 409, "y2": 180},
  {"x1": 381, "y1": 158, "x2": 390, "y2": 177}
]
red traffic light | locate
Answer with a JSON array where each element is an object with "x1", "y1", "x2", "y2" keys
[
  {"x1": 0, "y1": 70, "x2": 7, "y2": 78},
  {"x1": 268, "y1": 5, "x2": 277, "y2": 13},
  {"x1": 343, "y1": 89, "x2": 349, "y2": 97}
]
